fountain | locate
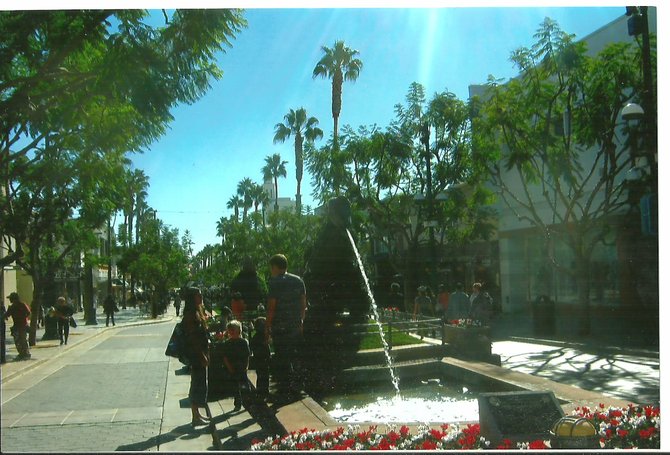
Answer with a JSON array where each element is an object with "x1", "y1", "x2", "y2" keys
[{"x1": 301, "y1": 197, "x2": 399, "y2": 399}]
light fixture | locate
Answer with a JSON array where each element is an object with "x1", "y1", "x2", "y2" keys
[
  {"x1": 550, "y1": 416, "x2": 600, "y2": 449},
  {"x1": 621, "y1": 102, "x2": 644, "y2": 124}
]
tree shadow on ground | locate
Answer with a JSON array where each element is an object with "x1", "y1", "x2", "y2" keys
[
  {"x1": 501, "y1": 348, "x2": 659, "y2": 405},
  {"x1": 115, "y1": 422, "x2": 201, "y2": 451}
]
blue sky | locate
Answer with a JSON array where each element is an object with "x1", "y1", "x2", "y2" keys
[{"x1": 128, "y1": 6, "x2": 629, "y2": 253}]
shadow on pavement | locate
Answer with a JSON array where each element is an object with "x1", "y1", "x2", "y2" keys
[{"x1": 115, "y1": 422, "x2": 201, "y2": 451}]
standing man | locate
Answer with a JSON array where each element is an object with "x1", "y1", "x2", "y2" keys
[
  {"x1": 265, "y1": 254, "x2": 306, "y2": 400},
  {"x1": 4, "y1": 292, "x2": 31, "y2": 360},
  {"x1": 447, "y1": 282, "x2": 469, "y2": 321},
  {"x1": 468, "y1": 282, "x2": 493, "y2": 325}
]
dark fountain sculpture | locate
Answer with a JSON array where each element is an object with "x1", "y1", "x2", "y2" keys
[{"x1": 301, "y1": 197, "x2": 372, "y2": 400}]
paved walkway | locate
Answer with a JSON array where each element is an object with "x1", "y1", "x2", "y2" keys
[{"x1": 1, "y1": 305, "x2": 661, "y2": 452}]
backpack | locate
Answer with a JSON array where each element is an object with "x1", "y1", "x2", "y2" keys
[{"x1": 165, "y1": 321, "x2": 191, "y2": 366}]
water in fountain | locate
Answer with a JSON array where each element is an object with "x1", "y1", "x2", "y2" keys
[{"x1": 346, "y1": 228, "x2": 401, "y2": 395}]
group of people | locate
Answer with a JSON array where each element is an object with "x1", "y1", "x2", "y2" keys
[
  {"x1": 1, "y1": 291, "x2": 80, "y2": 363},
  {"x1": 180, "y1": 253, "x2": 306, "y2": 427},
  {"x1": 412, "y1": 282, "x2": 494, "y2": 325}
]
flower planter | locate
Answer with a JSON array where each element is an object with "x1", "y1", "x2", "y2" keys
[{"x1": 443, "y1": 325, "x2": 495, "y2": 363}]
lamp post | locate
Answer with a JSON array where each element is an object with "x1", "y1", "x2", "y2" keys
[{"x1": 622, "y1": 102, "x2": 657, "y2": 236}]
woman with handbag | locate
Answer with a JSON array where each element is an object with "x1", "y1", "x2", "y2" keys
[
  {"x1": 182, "y1": 287, "x2": 211, "y2": 427},
  {"x1": 54, "y1": 296, "x2": 74, "y2": 345}
]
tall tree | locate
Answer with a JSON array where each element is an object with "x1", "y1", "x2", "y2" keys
[
  {"x1": 0, "y1": 10, "x2": 246, "y2": 339},
  {"x1": 273, "y1": 107, "x2": 323, "y2": 213},
  {"x1": 312, "y1": 40, "x2": 362, "y2": 151},
  {"x1": 473, "y1": 18, "x2": 653, "y2": 334},
  {"x1": 249, "y1": 182, "x2": 268, "y2": 213},
  {"x1": 262, "y1": 154, "x2": 288, "y2": 213},
  {"x1": 226, "y1": 195, "x2": 243, "y2": 222},
  {"x1": 305, "y1": 82, "x2": 491, "y2": 306},
  {"x1": 236, "y1": 177, "x2": 255, "y2": 221}
]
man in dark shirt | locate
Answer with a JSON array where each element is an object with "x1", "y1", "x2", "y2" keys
[{"x1": 265, "y1": 254, "x2": 306, "y2": 397}]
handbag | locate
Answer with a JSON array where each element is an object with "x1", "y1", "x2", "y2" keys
[
  {"x1": 69, "y1": 316, "x2": 77, "y2": 328},
  {"x1": 165, "y1": 321, "x2": 191, "y2": 366}
]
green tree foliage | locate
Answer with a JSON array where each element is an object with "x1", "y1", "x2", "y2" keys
[
  {"x1": 125, "y1": 217, "x2": 190, "y2": 306},
  {"x1": 202, "y1": 210, "x2": 321, "y2": 287},
  {"x1": 472, "y1": 18, "x2": 654, "y2": 333},
  {"x1": 0, "y1": 9, "x2": 246, "y2": 340},
  {"x1": 306, "y1": 82, "x2": 493, "y2": 300},
  {"x1": 261, "y1": 153, "x2": 288, "y2": 213}
]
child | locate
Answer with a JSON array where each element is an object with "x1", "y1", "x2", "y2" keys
[
  {"x1": 249, "y1": 317, "x2": 271, "y2": 400},
  {"x1": 222, "y1": 320, "x2": 250, "y2": 411}
]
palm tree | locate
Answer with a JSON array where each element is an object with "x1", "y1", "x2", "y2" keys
[
  {"x1": 274, "y1": 107, "x2": 323, "y2": 213},
  {"x1": 262, "y1": 153, "x2": 288, "y2": 213},
  {"x1": 236, "y1": 177, "x2": 255, "y2": 221},
  {"x1": 227, "y1": 195, "x2": 243, "y2": 222},
  {"x1": 313, "y1": 40, "x2": 362, "y2": 151},
  {"x1": 249, "y1": 182, "x2": 269, "y2": 213},
  {"x1": 216, "y1": 217, "x2": 228, "y2": 248}
]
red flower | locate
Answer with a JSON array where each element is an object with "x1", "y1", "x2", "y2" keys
[
  {"x1": 421, "y1": 440, "x2": 438, "y2": 450},
  {"x1": 430, "y1": 428, "x2": 446, "y2": 439},
  {"x1": 496, "y1": 439, "x2": 513, "y2": 449},
  {"x1": 400, "y1": 425, "x2": 410, "y2": 437},
  {"x1": 617, "y1": 429, "x2": 629, "y2": 438},
  {"x1": 639, "y1": 427, "x2": 656, "y2": 439},
  {"x1": 528, "y1": 440, "x2": 549, "y2": 449}
]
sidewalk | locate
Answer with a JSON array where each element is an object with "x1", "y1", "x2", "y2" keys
[{"x1": 1, "y1": 306, "x2": 175, "y2": 382}]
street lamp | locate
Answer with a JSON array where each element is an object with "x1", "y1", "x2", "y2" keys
[{"x1": 621, "y1": 102, "x2": 656, "y2": 236}]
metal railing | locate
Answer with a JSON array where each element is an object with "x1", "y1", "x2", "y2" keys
[{"x1": 362, "y1": 309, "x2": 444, "y2": 350}]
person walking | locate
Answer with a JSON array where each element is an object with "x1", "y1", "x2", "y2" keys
[
  {"x1": 468, "y1": 282, "x2": 493, "y2": 325},
  {"x1": 4, "y1": 292, "x2": 31, "y2": 361},
  {"x1": 174, "y1": 293, "x2": 182, "y2": 317},
  {"x1": 54, "y1": 296, "x2": 74, "y2": 345},
  {"x1": 222, "y1": 320, "x2": 250, "y2": 412},
  {"x1": 447, "y1": 282, "x2": 470, "y2": 321},
  {"x1": 250, "y1": 316, "x2": 271, "y2": 400},
  {"x1": 413, "y1": 286, "x2": 432, "y2": 320},
  {"x1": 103, "y1": 294, "x2": 116, "y2": 327},
  {"x1": 265, "y1": 253, "x2": 306, "y2": 399},
  {"x1": 182, "y1": 287, "x2": 211, "y2": 427},
  {"x1": 437, "y1": 284, "x2": 450, "y2": 321}
]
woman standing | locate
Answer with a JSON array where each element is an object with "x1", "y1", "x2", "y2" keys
[
  {"x1": 182, "y1": 287, "x2": 211, "y2": 427},
  {"x1": 54, "y1": 296, "x2": 74, "y2": 345}
]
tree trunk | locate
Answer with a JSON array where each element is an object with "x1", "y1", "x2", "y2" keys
[
  {"x1": 83, "y1": 262, "x2": 97, "y2": 325},
  {"x1": 575, "y1": 258, "x2": 591, "y2": 336},
  {"x1": 274, "y1": 177, "x2": 279, "y2": 213},
  {"x1": 296, "y1": 134, "x2": 303, "y2": 214},
  {"x1": 332, "y1": 73, "x2": 342, "y2": 151}
]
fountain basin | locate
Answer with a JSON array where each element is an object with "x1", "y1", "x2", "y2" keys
[{"x1": 323, "y1": 378, "x2": 482, "y2": 423}]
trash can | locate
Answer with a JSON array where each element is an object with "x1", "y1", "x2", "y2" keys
[{"x1": 532, "y1": 295, "x2": 555, "y2": 335}]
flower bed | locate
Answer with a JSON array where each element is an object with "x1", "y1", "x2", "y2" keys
[{"x1": 250, "y1": 404, "x2": 659, "y2": 450}]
